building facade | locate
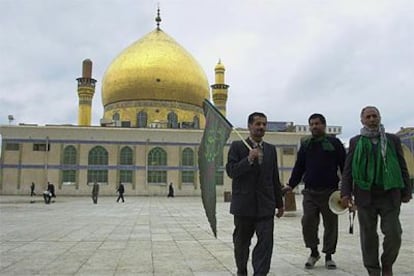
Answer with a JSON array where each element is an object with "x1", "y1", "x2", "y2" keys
[
  {"x1": 0, "y1": 125, "x2": 304, "y2": 196},
  {"x1": 396, "y1": 127, "x2": 414, "y2": 182}
]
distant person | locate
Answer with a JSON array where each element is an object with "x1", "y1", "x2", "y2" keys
[
  {"x1": 47, "y1": 182, "x2": 56, "y2": 200},
  {"x1": 43, "y1": 183, "x2": 54, "y2": 204},
  {"x1": 341, "y1": 106, "x2": 412, "y2": 276},
  {"x1": 167, "y1": 182, "x2": 174, "y2": 197},
  {"x1": 91, "y1": 181, "x2": 99, "y2": 204},
  {"x1": 226, "y1": 112, "x2": 284, "y2": 276},
  {"x1": 282, "y1": 113, "x2": 346, "y2": 270},
  {"x1": 30, "y1": 182, "x2": 36, "y2": 197},
  {"x1": 116, "y1": 182, "x2": 125, "y2": 203},
  {"x1": 43, "y1": 190, "x2": 52, "y2": 204}
]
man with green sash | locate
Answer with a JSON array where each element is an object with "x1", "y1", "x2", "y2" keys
[{"x1": 341, "y1": 106, "x2": 412, "y2": 276}]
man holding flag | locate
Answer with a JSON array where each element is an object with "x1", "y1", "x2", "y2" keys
[{"x1": 226, "y1": 112, "x2": 284, "y2": 276}]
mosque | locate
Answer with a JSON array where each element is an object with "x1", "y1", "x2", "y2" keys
[{"x1": 2, "y1": 10, "x2": 410, "y2": 196}]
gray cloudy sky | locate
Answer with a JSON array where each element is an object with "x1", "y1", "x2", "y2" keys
[{"x1": 0, "y1": 0, "x2": 413, "y2": 143}]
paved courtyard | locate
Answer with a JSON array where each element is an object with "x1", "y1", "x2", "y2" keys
[{"x1": 0, "y1": 194, "x2": 413, "y2": 276}]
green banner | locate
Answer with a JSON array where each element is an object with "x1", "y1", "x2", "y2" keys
[{"x1": 198, "y1": 99, "x2": 233, "y2": 237}]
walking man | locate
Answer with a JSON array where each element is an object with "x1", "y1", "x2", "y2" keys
[
  {"x1": 116, "y1": 182, "x2": 125, "y2": 203},
  {"x1": 283, "y1": 113, "x2": 346, "y2": 270},
  {"x1": 167, "y1": 182, "x2": 174, "y2": 197},
  {"x1": 341, "y1": 106, "x2": 411, "y2": 276},
  {"x1": 47, "y1": 182, "x2": 56, "y2": 202},
  {"x1": 226, "y1": 112, "x2": 284, "y2": 276},
  {"x1": 30, "y1": 182, "x2": 36, "y2": 197},
  {"x1": 91, "y1": 180, "x2": 99, "y2": 204}
]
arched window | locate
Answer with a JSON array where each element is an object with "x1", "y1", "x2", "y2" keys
[
  {"x1": 120, "y1": 146, "x2": 133, "y2": 183},
  {"x1": 147, "y1": 147, "x2": 167, "y2": 184},
  {"x1": 120, "y1": 147, "x2": 133, "y2": 165},
  {"x1": 167, "y1": 111, "x2": 178, "y2": 128},
  {"x1": 62, "y1": 145, "x2": 77, "y2": 183},
  {"x1": 63, "y1": 145, "x2": 76, "y2": 165},
  {"x1": 182, "y1": 148, "x2": 194, "y2": 166},
  {"x1": 193, "y1": 116, "x2": 200, "y2": 129},
  {"x1": 89, "y1": 146, "x2": 108, "y2": 165},
  {"x1": 137, "y1": 111, "x2": 147, "y2": 128},
  {"x1": 88, "y1": 146, "x2": 108, "y2": 183},
  {"x1": 112, "y1": 112, "x2": 120, "y2": 121},
  {"x1": 181, "y1": 147, "x2": 195, "y2": 184}
]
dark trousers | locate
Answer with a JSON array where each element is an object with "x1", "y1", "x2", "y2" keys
[
  {"x1": 117, "y1": 193, "x2": 124, "y2": 202},
  {"x1": 233, "y1": 215, "x2": 274, "y2": 276},
  {"x1": 92, "y1": 195, "x2": 98, "y2": 204},
  {"x1": 357, "y1": 192, "x2": 402, "y2": 276},
  {"x1": 302, "y1": 189, "x2": 338, "y2": 254}
]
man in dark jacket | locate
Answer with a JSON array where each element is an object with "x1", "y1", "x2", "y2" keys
[
  {"x1": 116, "y1": 182, "x2": 125, "y2": 203},
  {"x1": 226, "y1": 112, "x2": 284, "y2": 276},
  {"x1": 30, "y1": 182, "x2": 36, "y2": 197},
  {"x1": 47, "y1": 182, "x2": 56, "y2": 198},
  {"x1": 341, "y1": 106, "x2": 411, "y2": 276},
  {"x1": 283, "y1": 113, "x2": 346, "y2": 270},
  {"x1": 91, "y1": 180, "x2": 99, "y2": 204}
]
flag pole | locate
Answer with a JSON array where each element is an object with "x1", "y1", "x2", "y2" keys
[{"x1": 232, "y1": 127, "x2": 252, "y2": 150}]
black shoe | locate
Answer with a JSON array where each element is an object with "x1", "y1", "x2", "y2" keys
[
  {"x1": 305, "y1": 255, "x2": 320, "y2": 269},
  {"x1": 325, "y1": 259, "x2": 337, "y2": 270}
]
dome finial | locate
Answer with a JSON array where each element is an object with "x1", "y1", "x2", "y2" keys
[{"x1": 155, "y1": 4, "x2": 162, "y2": 30}]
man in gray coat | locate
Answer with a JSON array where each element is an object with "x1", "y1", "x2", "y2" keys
[{"x1": 341, "y1": 106, "x2": 412, "y2": 276}]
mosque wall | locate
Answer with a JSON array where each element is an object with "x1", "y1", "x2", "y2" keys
[
  {"x1": 402, "y1": 145, "x2": 414, "y2": 178},
  {"x1": 0, "y1": 125, "x2": 304, "y2": 196},
  {"x1": 103, "y1": 101, "x2": 205, "y2": 128}
]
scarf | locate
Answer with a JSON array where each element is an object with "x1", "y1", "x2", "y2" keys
[
  {"x1": 301, "y1": 135, "x2": 335, "y2": 151},
  {"x1": 352, "y1": 125, "x2": 404, "y2": 190}
]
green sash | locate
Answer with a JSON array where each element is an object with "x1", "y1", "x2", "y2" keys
[
  {"x1": 301, "y1": 135, "x2": 335, "y2": 151},
  {"x1": 352, "y1": 136, "x2": 404, "y2": 190}
]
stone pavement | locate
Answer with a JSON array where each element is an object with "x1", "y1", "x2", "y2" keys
[{"x1": 0, "y1": 194, "x2": 413, "y2": 276}]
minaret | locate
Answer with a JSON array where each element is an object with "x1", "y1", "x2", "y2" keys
[
  {"x1": 77, "y1": 59, "x2": 97, "y2": 126},
  {"x1": 211, "y1": 59, "x2": 229, "y2": 116}
]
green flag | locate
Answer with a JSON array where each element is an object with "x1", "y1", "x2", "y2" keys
[{"x1": 198, "y1": 99, "x2": 233, "y2": 237}]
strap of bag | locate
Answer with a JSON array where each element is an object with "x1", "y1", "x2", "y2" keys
[{"x1": 349, "y1": 209, "x2": 356, "y2": 234}]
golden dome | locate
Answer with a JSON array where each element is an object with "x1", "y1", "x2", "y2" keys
[{"x1": 101, "y1": 28, "x2": 210, "y2": 108}]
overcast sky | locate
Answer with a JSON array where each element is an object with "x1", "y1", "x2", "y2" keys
[{"x1": 0, "y1": 0, "x2": 413, "y2": 143}]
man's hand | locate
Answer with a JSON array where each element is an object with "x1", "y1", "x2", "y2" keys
[
  {"x1": 248, "y1": 148, "x2": 261, "y2": 162},
  {"x1": 275, "y1": 207, "x2": 284, "y2": 218},
  {"x1": 281, "y1": 185, "x2": 292, "y2": 196},
  {"x1": 340, "y1": 196, "x2": 351, "y2": 209},
  {"x1": 402, "y1": 195, "x2": 411, "y2": 203}
]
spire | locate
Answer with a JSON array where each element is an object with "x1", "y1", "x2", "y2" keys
[
  {"x1": 211, "y1": 60, "x2": 229, "y2": 117},
  {"x1": 155, "y1": 5, "x2": 162, "y2": 30},
  {"x1": 77, "y1": 59, "x2": 97, "y2": 126}
]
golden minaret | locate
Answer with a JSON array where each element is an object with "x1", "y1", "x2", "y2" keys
[
  {"x1": 211, "y1": 59, "x2": 229, "y2": 116},
  {"x1": 77, "y1": 59, "x2": 97, "y2": 126}
]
